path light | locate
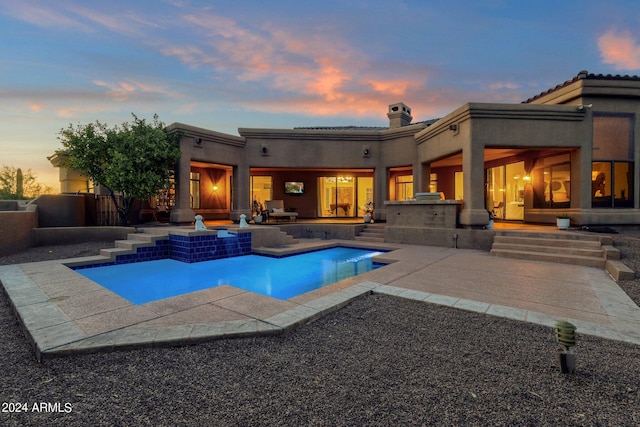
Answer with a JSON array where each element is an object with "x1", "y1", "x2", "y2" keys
[{"x1": 555, "y1": 320, "x2": 577, "y2": 374}]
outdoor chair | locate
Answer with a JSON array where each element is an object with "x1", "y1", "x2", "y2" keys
[{"x1": 265, "y1": 200, "x2": 298, "y2": 222}]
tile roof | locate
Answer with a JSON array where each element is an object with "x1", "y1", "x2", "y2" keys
[{"x1": 523, "y1": 70, "x2": 640, "y2": 103}]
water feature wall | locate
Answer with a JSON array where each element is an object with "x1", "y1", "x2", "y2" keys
[{"x1": 169, "y1": 230, "x2": 251, "y2": 263}]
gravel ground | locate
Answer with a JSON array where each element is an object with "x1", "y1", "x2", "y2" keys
[{"x1": 1, "y1": 235, "x2": 639, "y2": 426}]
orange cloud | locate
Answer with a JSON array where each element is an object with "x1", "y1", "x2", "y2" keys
[
  {"x1": 598, "y1": 29, "x2": 640, "y2": 70},
  {"x1": 91, "y1": 79, "x2": 179, "y2": 102},
  {"x1": 163, "y1": 12, "x2": 427, "y2": 118}
]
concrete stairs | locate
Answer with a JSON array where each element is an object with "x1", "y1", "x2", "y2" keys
[
  {"x1": 99, "y1": 232, "x2": 166, "y2": 260},
  {"x1": 355, "y1": 223, "x2": 385, "y2": 243},
  {"x1": 273, "y1": 230, "x2": 299, "y2": 246},
  {"x1": 489, "y1": 230, "x2": 634, "y2": 281}
]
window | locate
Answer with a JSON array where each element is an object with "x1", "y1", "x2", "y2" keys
[
  {"x1": 190, "y1": 172, "x2": 200, "y2": 209},
  {"x1": 592, "y1": 114, "x2": 634, "y2": 208},
  {"x1": 317, "y1": 176, "x2": 355, "y2": 217},
  {"x1": 532, "y1": 154, "x2": 571, "y2": 209},
  {"x1": 250, "y1": 176, "x2": 272, "y2": 208},
  {"x1": 454, "y1": 172, "x2": 464, "y2": 200},
  {"x1": 592, "y1": 161, "x2": 634, "y2": 208},
  {"x1": 429, "y1": 173, "x2": 438, "y2": 193},
  {"x1": 395, "y1": 175, "x2": 413, "y2": 201}
]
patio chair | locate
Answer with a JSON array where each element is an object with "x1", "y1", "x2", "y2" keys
[{"x1": 265, "y1": 200, "x2": 298, "y2": 222}]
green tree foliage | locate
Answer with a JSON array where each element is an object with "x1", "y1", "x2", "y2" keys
[
  {"x1": 0, "y1": 166, "x2": 52, "y2": 199},
  {"x1": 57, "y1": 114, "x2": 181, "y2": 225}
]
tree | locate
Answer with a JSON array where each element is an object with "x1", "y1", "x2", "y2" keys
[
  {"x1": 56, "y1": 114, "x2": 181, "y2": 226},
  {"x1": 0, "y1": 166, "x2": 52, "y2": 199}
]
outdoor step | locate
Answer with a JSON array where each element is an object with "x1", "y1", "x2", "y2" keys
[
  {"x1": 606, "y1": 260, "x2": 635, "y2": 281},
  {"x1": 126, "y1": 233, "x2": 158, "y2": 242},
  {"x1": 495, "y1": 230, "x2": 613, "y2": 245},
  {"x1": 602, "y1": 245, "x2": 621, "y2": 260},
  {"x1": 491, "y1": 242, "x2": 604, "y2": 258},
  {"x1": 354, "y1": 236, "x2": 385, "y2": 243},
  {"x1": 358, "y1": 230, "x2": 385, "y2": 237},
  {"x1": 357, "y1": 224, "x2": 386, "y2": 241},
  {"x1": 100, "y1": 247, "x2": 132, "y2": 258},
  {"x1": 489, "y1": 249, "x2": 606, "y2": 268},
  {"x1": 493, "y1": 235, "x2": 602, "y2": 249},
  {"x1": 279, "y1": 231, "x2": 299, "y2": 245}
]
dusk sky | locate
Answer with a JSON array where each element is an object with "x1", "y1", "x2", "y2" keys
[{"x1": 1, "y1": 0, "x2": 640, "y2": 190}]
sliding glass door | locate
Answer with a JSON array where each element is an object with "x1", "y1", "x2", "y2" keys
[
  {"x1": 486, "y1": 161, "x2": 525, "y2": 220},
  {"x1": 317, "y1": 175, "x2": 373, "y2": 218}
]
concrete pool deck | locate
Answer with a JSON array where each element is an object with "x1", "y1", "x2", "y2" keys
[{"x1": 1, "y1": 239, "x2": 640, "y2": 361}]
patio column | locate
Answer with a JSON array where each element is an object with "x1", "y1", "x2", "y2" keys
[
  {"x1": 229, "y1": 163, "x2": 251, "y2": 222},
  {"x1": 459, "y1": 139, "x2": 489, "y2": 227},
  {"x1": 415, "y1": 161, "x2": 430, "y2": 194},
  {"x1": 170, "y1": 138, "x2": 195, "y2": 224},
  {"x1": 374, "y1": 167, "x2": 387, "y2": 221}
]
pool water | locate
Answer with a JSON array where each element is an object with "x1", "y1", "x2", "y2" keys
[{"x1": 77, "y1": 247, "x2": 385, "y2": 304}]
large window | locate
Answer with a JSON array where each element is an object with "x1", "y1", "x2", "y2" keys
[
  {"x1": 592, "y1": 114, "x2": 634, "y2": 208},
  {"x1": 318, "y1": 176, "x2": 355, "y2": 217},
  {"x1": 395, "y1": 175, "x2": 413, "y2": 201},
  {"x1": 486, "y1": 162, "x2": 525, "y2": 220},
  {"x1": 317, "y1": 175, "x2": 373, "y2": 217},
  {"x1": 250, "y1": 176, "x2": 273, "y2": 208},
  {"x1": 532, "y1": 154, "x2": 571, "y2": 209}
]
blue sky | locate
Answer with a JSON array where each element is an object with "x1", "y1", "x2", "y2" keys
[{"x1": 1, "y1": 0, "x2": 640, "y2": 189}]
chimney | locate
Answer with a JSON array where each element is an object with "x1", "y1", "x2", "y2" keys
[{"x1": 387, "y1": 103, "x2": 412, "y2": 128}]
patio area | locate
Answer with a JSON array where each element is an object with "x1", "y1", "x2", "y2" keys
[{"x1": 1, "y1": 234, "x2": 639, "y2": 361}]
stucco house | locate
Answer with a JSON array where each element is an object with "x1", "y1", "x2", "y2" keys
[{"x1": 52, "y1": 71, "x2": 640, "y2": 228}]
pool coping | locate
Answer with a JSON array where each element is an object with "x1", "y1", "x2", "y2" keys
[
  {"x1": 0, "y1": 240, "x2": 402, "y2": 361},
  {"x1": 2, "y1": 239, "x2": 640, "y2": 361}
]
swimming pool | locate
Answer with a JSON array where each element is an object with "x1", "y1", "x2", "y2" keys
[{"x1": 76, "y1": 247, "x2": 385, "y2": 304}]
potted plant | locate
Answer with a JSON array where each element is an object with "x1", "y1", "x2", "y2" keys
[
  {"x1": 363, "y1": 200, "x2": 374, "y2": 223},
  {"x1": 555, "y1": 320, "x2": 577, "y2": 374},
  {"x1": 252, "y1": 200, "x2": 264, "y2": 224},
  {"x1": 486, "y1": 210, "x2": 495, "y2": 230},
  {"x1": 556, "y1": 213, "x2": 570, "y2": 229}
]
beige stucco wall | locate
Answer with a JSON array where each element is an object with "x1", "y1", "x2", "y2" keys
[
  {"x1": 167, "y1": 122, "x2": 427, "y2": 222},
  {"x1": 30, "y1": 194, "x2": 86, "y2": 227},
  {"x1": 415, "y1": 103, "x2": 592, "y2": 226},
  {"x1": 0, "y1": 206, "x2": 38, "y2": 256}
]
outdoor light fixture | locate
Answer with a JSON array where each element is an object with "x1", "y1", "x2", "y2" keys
[
  {"x1": 577, "y1": 104, "x2": 593, "y2": 110},
  {"x1": 449, "y1": 124, "x2": 458, "y2": 131}
]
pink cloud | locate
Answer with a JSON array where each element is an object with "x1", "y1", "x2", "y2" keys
[{"x1": 598, "y1": 29, "x2": 640, "y2": 70}]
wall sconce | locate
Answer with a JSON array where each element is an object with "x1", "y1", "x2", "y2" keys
[
  {"x1": 363, "y1": 145, "x2": 371, "y2": 158},
  {"x1": 522, "y1": 175, "x2": 531, "y2": 182},
  {"x1": 212, "y1": 185, "x2": 218, "y2": 192}
]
